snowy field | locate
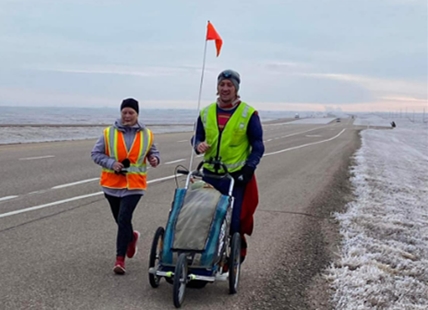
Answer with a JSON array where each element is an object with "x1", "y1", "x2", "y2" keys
[
  {"x1": 0, "y1": 125, "x2": 194, "y2": 145},
  {"x1": 352, "y1": 115, "x2": 392, "y2": 128},
  {"x1": 325, "y1": 115, "x2": 428, "y2": 309}
]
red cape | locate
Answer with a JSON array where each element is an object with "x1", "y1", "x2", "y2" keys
[{"x1": 240, "y1": 175, "x2": 259, "y2": 236}]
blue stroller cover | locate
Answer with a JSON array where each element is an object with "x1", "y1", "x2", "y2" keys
[{"x1": 162, "y1": 183, "x2": 230, "y2": 269}]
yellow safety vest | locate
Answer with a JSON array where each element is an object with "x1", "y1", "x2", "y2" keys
[{"x1": 200, "y1": 102, "x2": 255, "y2": 174}]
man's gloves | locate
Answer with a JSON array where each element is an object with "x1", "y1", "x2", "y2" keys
[{"x1": 233, "y1": 165, "x2": 255, "y2": 185}]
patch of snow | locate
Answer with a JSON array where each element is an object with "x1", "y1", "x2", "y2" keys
[{"x1": 325, "y1": 115, "x2": 428, "y2": 309}]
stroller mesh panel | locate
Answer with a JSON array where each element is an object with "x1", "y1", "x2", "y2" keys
[{"x1": 173, "y1": 187, "x2": 221, "y2": 250}]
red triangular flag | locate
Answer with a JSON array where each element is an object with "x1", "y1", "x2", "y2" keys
[{"x1": 206, "y1": 21, "x2": 223, "y2": 57}]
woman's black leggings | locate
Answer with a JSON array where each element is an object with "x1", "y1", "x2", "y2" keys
[{"x1": 104, "y1": 193, "x2": 142, "y2": 257}]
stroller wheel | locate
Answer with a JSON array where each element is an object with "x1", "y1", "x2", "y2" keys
[
  {"x1": 173, "y1": 253, "x2": 188, "y2": 308},
  {"x1": 228, "y1": 232, "x2": 241, "y2": 294},
  {"x1": 149, "y1": 227, "x2": 164, "y2": 288}
]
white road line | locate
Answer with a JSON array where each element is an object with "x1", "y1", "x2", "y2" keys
[
  {"x1": 265, "y1": 122, "x2": 293, "y2": 126},
  {"x1": 264, "y1": 129, "x2": 346, "y2": 156},
  {"x1": 147, "y1": 174, "x2": 184, "y2": 183},
  {"x1": 306, "y1": 135, "x2": 322, "y2": 137},
  {"x1": 177, "y1": 140, "x2": 188, "y2": 143},
  {"x1": 0, "y1": 174, "x2": 183, "y2": 219},
  {"x1": 28, "y1": 190, "x2": 48, "y2": 195},
  {"x1": 265, "y1": 126, "x2": 325, "y2": 142},
  {"x1": 19, "y1": 155, "x2": 55, "y2": 161},
  {"x1": 0, "y1": 192, "x2": 102, "y2": 218},
  {"x1": 164, "y1": 159, "x2": 186, "y2": 165},
  {"x1": 52, "y1": 178, "x2": 100, "y2": 189},
  {"x1": 0, "y1": 195, "x2": 18, "y2": 202},
  {"x1": 281, "y1": 126, "x2": 324, "y2": 138}
]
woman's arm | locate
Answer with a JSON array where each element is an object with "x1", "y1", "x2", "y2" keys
[{"x1": 91, "y1": 134, "x2": 116, "y2": 169}]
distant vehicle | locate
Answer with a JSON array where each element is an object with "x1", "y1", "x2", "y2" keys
[
  {"x1": 336, "y1": 118, "x2": 341, "y2": 122},
  {"x1": 295, "y1": 113, "x2": 300, "y2": 119}
]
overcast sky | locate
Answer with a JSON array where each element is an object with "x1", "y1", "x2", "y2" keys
[{"x1": 0, "y1": 0, "x2": 426, "y2": 112}]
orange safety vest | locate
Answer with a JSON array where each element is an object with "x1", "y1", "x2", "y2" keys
[{"x1": 99, "y1": 126, "x2": 153, "y2": 190}]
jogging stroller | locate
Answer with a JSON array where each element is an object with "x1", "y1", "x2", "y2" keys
[{"x1": 147, "y1": 159, "x2": 241, "y2": 308}]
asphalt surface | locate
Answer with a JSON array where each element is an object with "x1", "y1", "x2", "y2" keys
[{"x1": 0, "y1": 118, "x2": 361, "y2": 310}]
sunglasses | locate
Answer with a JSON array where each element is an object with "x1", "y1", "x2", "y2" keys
[{"x1": 219, "y1": 70, "x2": 240, "y2": 83}]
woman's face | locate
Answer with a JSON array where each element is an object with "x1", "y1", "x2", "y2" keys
[{"x1": 121, "y1": 108, "x2": 138, "y2": 126}]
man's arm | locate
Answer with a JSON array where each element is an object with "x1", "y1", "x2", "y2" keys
[
  {"x1": 231, "y1": 111, "x2": 265, "y2": 184},
  {"x1": 190, "y1": 116, "x2": 206, "y2": 154},
  {"x1": 246, "y1": 111, "x2": 265, "y2": 169}
]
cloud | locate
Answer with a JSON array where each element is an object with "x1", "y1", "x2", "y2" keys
[
  {"x1": 380, "y1": 96, "x2": 427, "y2": 103},
  {"x1": 28, "y1": 66, "x2": 184, "y2": 78},
  {"x1": 294, "y1": 73, "x2": 427, "y2": 99},
  {"x1": 263, "y1": 61, "x2": 311, "y2": 70},
  {"x1": 0, "y1": 87, "x2": 115, "y2": 107}
]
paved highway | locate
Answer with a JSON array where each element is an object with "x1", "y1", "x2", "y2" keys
[{"x1": 0, "y1": 118, "x2": 360, "y2": 310}]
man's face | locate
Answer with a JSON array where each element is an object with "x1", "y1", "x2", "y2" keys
[
  {"x1": 121, "y1": 108, "x2": 138, "y2": 126},
  {"x1": 217, "y1": 79, "x2": 236, "y2": 103}
]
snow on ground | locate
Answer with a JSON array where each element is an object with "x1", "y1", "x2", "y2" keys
[
  {"x1": 325, "y1": 115, "x2": 428, "y2": 309},
  {"x1": 0, "y1": 125, "x2": 193, "y2": 145},
  {"x1": 353, "y1": 114, "x2": 395, "y2": 128}
]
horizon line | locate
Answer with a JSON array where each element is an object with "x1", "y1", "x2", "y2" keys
[{"x1": 0, "y1": 104, "x2": 414, "y2": 114}]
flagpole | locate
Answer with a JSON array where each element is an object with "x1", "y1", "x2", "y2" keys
[{"x1": 188, "y1": 23, "x2": 209, "y2": 172}]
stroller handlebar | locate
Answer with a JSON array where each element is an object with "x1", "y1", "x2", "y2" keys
[
  {"x1": 196, "y1": 158, "x2": 229, "y2": 175},
  {"x1": 178, "y1": 158, "x2": 235, "y2": 196}
]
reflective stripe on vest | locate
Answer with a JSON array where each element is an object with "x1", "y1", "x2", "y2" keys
[
  {"x1": 100, "y1": 126, "x2": 152, "y2": 190},
  {"x1": 200, "y1": 102, "x2": 254, "y2": 174}
]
